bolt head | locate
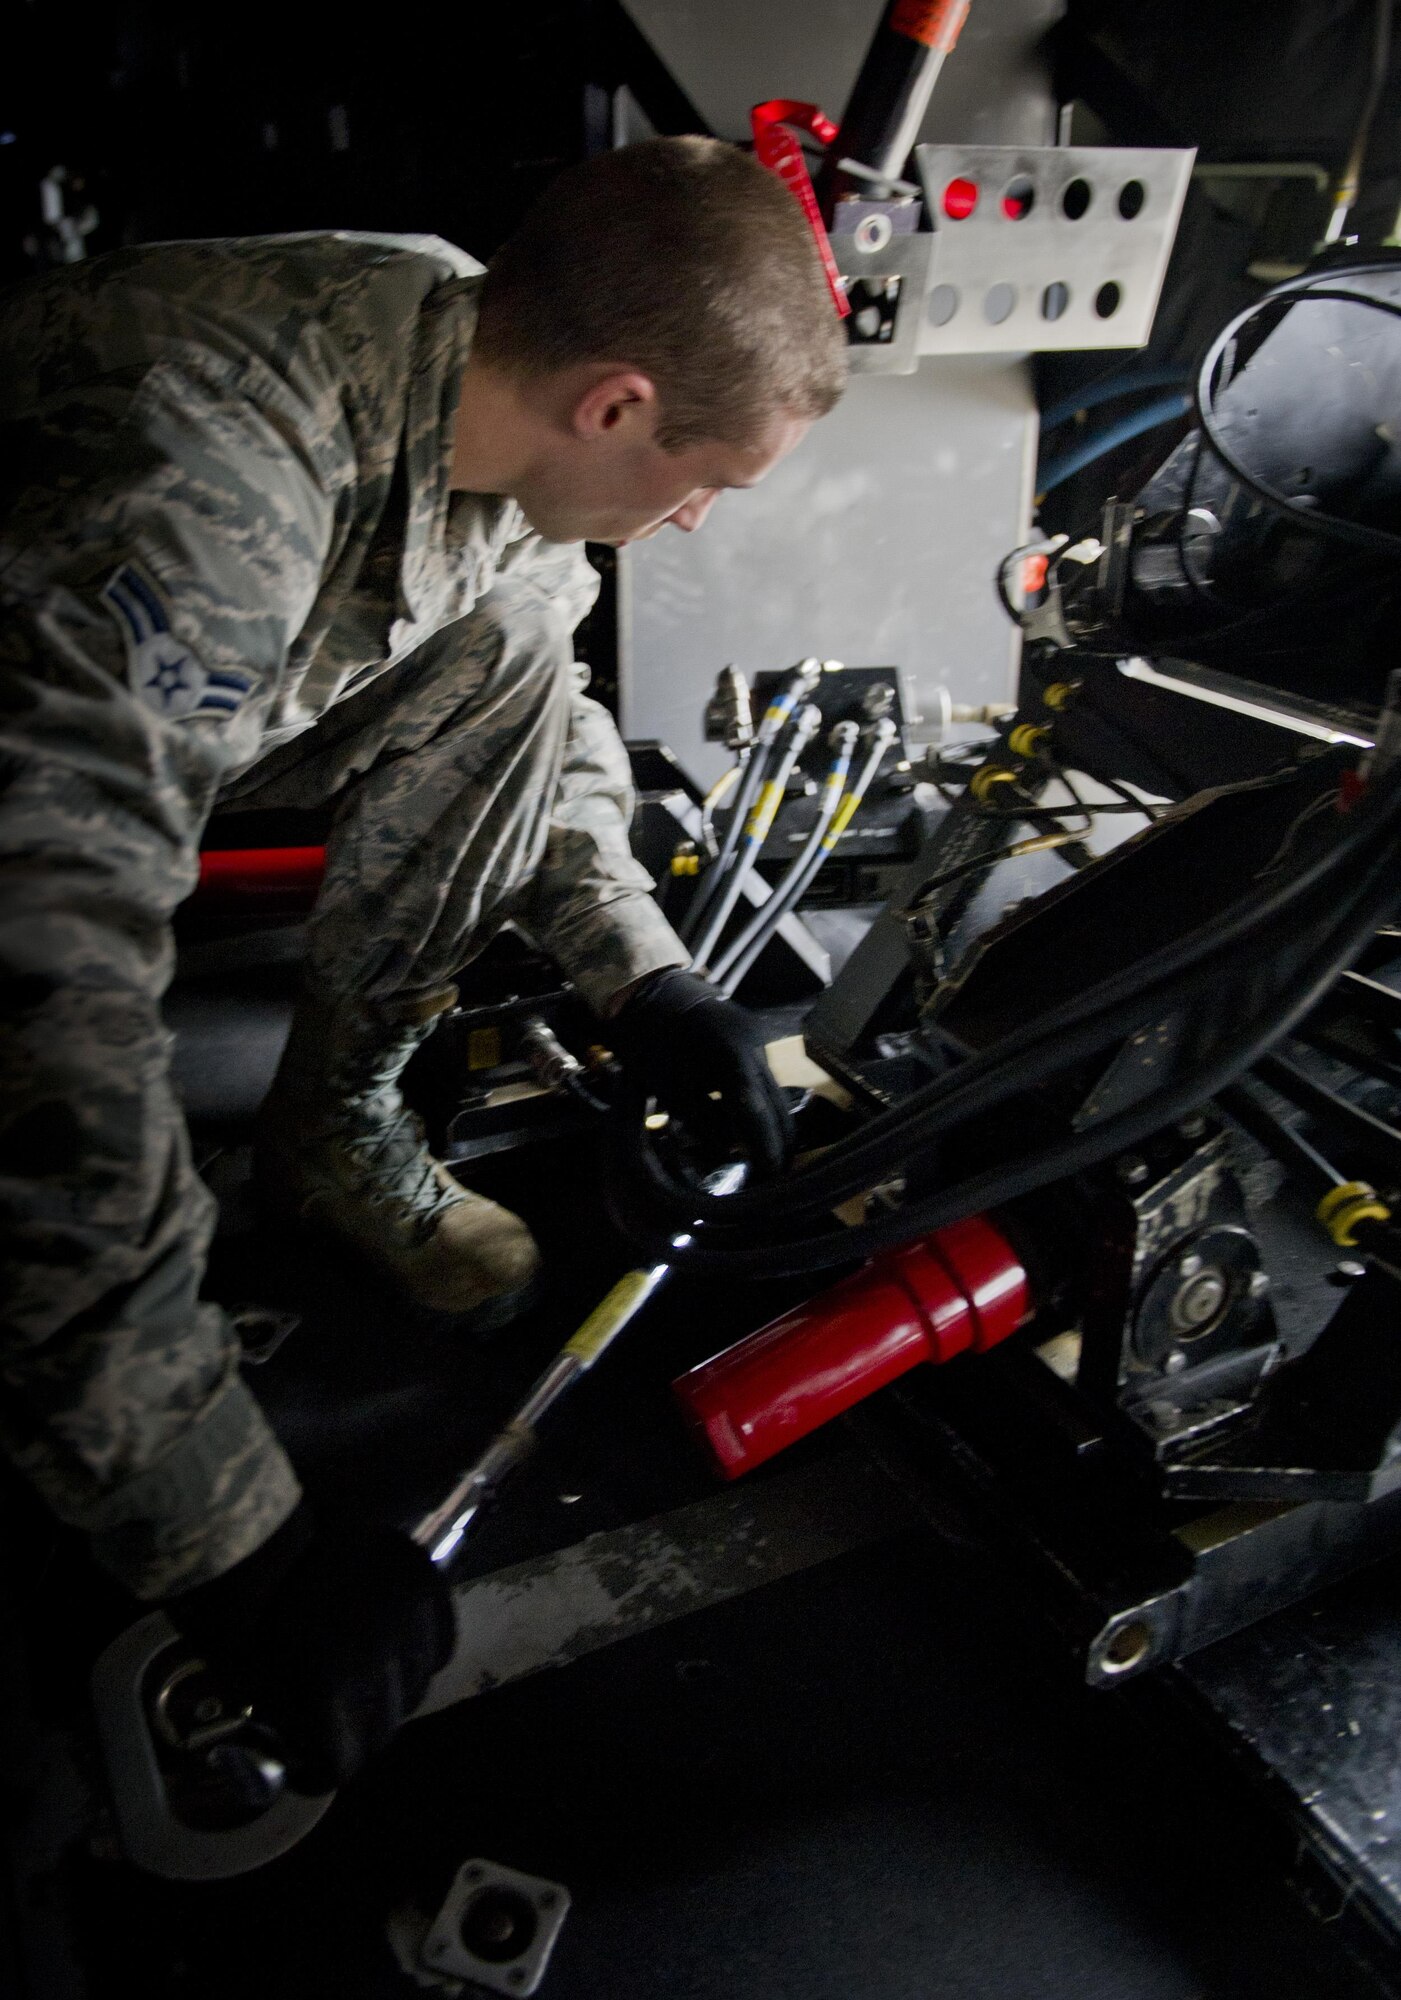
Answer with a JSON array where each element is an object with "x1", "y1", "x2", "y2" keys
[
  {"x1": 1248, "y1": 1270, "x2": 1271, "y2": 1298},
  {"x1": 1164, "y1": 1348, "x2": 1188, "y2": 1374},
  {"x1": 1116, "y1": 1156, "x2": 1150, "y2": 1187},
  {"x1": 1178, "y1": 1251, "x2": 1203, "y2": 1279}
]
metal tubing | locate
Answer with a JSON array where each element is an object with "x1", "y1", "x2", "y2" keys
[
  {"x1": 682, "y1": 661, "x2": 821, "y2": 943},
  {"x1": 709, "y1": 723, "x2": 859, "y2": 987},
  {"x1": 412, "y1": 1163, "x2": 747, "y2": 1568},
  {"x1": 715, "y1": 719, "x2": 895, "y2": 995},
  {"x1": 690, "y1": 704, "x2": 824, "y2": 974}
]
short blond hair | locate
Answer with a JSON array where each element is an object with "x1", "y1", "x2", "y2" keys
[{"x1": 475, "y1": 136, "x2": 847, "y2": 450}]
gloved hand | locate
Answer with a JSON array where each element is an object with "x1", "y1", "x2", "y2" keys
[
  {"x1": 166, "y1": 1504, "x2": 454, "y2": 1793},
  {"x1": 609, "y1": 968, "x2": 793, "y2": 1174}
]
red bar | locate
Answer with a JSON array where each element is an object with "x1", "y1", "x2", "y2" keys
[
  {"x1": 673, "y1": 1214, "x2": 1028, "y2": 1478},
  {"x1": 195, "y1": 846, "x2": 327, "y2": 902}
]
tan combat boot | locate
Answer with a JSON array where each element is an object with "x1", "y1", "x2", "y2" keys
[{"x1": 254, "y1": 987, "x2": 541, "y2": 1331}]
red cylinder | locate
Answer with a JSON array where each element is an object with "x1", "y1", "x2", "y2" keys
[
  {"x1": 195, "y1": 846, "x2": 327, "y2": 904},
  {"x1": 673, "y1": 1214, "x2": 1028, "y2": 1479}
]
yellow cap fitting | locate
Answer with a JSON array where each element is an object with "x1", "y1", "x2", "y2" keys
[
  {"x1": 969, "y1": 765, "x2": 1020, "y2": 804},
  {"x1": 1008, "y1": 723, "x2": 1051, "y2": 759},
  {"x1": 670, "y1": 853, "x2": 701, "y2": 877},
  {"x1": 1043, "y1": 681, "x2": 1077, "y2": 711},
  {"x1": 1317, "y1": 1180, "x2": 1392, "y2": 1247}
]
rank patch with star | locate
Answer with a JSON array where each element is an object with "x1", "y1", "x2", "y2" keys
[{"x1": 100, "y1": 561, "x2": 253, "y2": 722}]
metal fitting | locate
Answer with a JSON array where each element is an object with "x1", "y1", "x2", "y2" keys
[
  {"x1": 1317, "y1": 1180, "x2": 1391, "y2": 1248},
  {"x1": 1007, "y1": 722, "x2": 1051, "y2": 759}
]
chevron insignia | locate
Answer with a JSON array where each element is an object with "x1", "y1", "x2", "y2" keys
[{"x1": 100, "y1": 561, "x2": 253, "y2": 722}]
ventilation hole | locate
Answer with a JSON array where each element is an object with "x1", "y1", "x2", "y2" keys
[
  {"x1": 1094, "y1": 281, "x2": 1122, "y2": 319},
  {"x1": 1040, "y1": 281, "x2": 1070, "y2": 321},
  {"x1": 983, "y1": 283, "x2": 1017, "y2": 325},
  {"x1": 943, "y1": 176, "x2": 979, "y2": 220},
  {"x1": 1062, "y1": 178, "x2": 1092, "y2": 220},
  {"x1": 1117, "y1": 178, "x2": 1146, "y2": 220},
  {"x1": 1001, "y1": 174, "x2": 1035, "y2": 220},
  {"x1": 927, "y1": 283, "x2": 960, "y2": 327}
]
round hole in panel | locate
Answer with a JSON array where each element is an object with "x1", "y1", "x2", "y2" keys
[
  {"x1": 1001, "y1": 174, "x2": 1035, "y2": 220},
  {"x1": 943, "y1": 176, "x2": 979, "y2": 220},
  {"x1": 854, "y1": 211, "x2": 893, "y2": 254},
  {"x1": 926, "y1": 283, "x2": 960, "y2": 327},
  {"x1": 1062, "y1": 177, "x2": 1092, "y2": 220},
  {"x1": 1040, "y1": 281, "x2": 1070, "y2": 321},
  {"x1": 1118, "y1": 178, "x2": 1146, "y2": 220},
  {"x1": 983, "y1": 283, "x2": 1017, "y2": 326},
  {"x1": 1094, "y1": 281, "x2": 1122, "y2": 319}
]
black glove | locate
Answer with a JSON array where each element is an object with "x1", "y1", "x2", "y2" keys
[
  {"x1": 610, "y1": 968, "x2": 793, "y2": 1174},
  {"x1": 166, "y1": 1505, "x2": 454, "y2": 1793}
]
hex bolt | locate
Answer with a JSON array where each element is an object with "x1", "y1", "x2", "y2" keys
[
  {"x1": 1178, "y1": 1251, "x2": 1203, "y2": 1279},
  {"x1": 1248, "y1": 1270, "x2": 1271, "y2": 1298},
  {"x1": 1163, "y1": 1348, "x2": 1188, "y2": 1374},
  {"x1": 1116, "y1": 1156, "x2": 1150, "y2": 1187},
  {"x1": 1178, "y1": 1113, "x2": 1208, "y2": 1141}
]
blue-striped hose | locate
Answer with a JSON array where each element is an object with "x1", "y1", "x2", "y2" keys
[
  {"x1": 715, "y1": 716, "x2": 897, "y2": 998},
  {"x1": 681, "y1": 658, "x2": 822, "y2": 944},
  {"x1": 689, "y1": 703, "x2": 825, "y2": 975},
  {"x1": 708, "y1": 721, "x2": 860, "y2": 987}
]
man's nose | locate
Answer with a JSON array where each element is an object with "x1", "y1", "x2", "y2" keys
[{"x1": 669, "y1": 490, "x2": 719, "y2": 533}]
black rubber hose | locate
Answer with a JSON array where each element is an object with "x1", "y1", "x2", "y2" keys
[
  {"x1": 608, "y1": 832, "x2": 1401, "y2": 1276},
  {"x1": 630, "y1": 762, "x2": 1401, "y2": 1229}
]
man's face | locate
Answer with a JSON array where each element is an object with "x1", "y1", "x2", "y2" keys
[{"x1": 515, "y1": 403, "x2": 810, "y2": 547}]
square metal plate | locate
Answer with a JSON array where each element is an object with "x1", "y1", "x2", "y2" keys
[{"x1": 906, "y1": 143, "x2": 1195, "y2": 355}]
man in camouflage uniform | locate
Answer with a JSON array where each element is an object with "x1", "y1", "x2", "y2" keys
[{"x1": 0, "y1": 137, "x2": 846, "y2": 1784}]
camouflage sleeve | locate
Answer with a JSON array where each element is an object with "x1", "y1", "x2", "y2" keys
[
  {"x1": 516, "y1": 666, "x2": 691, "y2": 1018},
  {"x1": 0, "y1": 354, "x2": 336, "y2": 1597},
  {"x1": 495, "y1": 532, "x2": 689, "y2": 1013}
]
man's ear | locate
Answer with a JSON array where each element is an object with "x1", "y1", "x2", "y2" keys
[{"x1": 570, "y1": 369, "x2": 659, "y2": 442}]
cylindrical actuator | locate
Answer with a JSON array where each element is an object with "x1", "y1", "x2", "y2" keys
[{"x1": 673, "y1": 1213, "x2": 1028, "y2": 1478}]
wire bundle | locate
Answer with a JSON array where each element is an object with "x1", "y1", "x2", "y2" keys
[{"x1": 609, "y1": 757, "x2": 1401, "y2": 1279}]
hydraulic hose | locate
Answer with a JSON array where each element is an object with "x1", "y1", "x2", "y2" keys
[
  {"x1": 713, "y1": 717, "x2": 896, "y2": 995},
  {"x1": 610, "y1": 820, "x2": 1401, "y2": 1277},
  {"x1": 710, "y1": 721, "x2": 860, "y2": 990},
  {"x1": 682, "y1": 659, "x2": 823, "y2": 943},
  {"x1": 609, "y1": 760, "x2": 1401, "y2": 1263},
  {"x1": 690, "y1": 702, "x2": 824, "y2": 974}
]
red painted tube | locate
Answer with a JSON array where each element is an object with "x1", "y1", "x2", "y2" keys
[
  {"x1": 195, "y1": 846, "x2": 327, "y2": 903},
  {"x1": 672, "y1": 1214, "x2": 1028, "y2": 1479}
]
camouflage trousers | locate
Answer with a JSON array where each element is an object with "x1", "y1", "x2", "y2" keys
[{"x1": 0, "y1": 579, "x2": 642, "y2": 1598}]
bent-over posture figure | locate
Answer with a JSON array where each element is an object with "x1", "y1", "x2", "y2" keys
[{"x1": 0, "y1": 138, "x2": 846, "y2": 1784}]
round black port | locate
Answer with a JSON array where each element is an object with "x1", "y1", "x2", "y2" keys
[
  {"x1": 1062, "y1": 177, "x2": 1092, "y2": 220},
  {"x1": 460, "y1": 1888, "x2": 540, "y2": 1965},
  {"x1": 1117, "y1": 179, "x2": 1146, "y2": 219},
  {"x1": 1094, "y1": 281, "x2": 1122, "y2": 319}
]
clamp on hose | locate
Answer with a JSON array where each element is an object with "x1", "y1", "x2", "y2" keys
[{"x1": 1317, "y1": 1180, "x2": 1392, "y2": 1247}]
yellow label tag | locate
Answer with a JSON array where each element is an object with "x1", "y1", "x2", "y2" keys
[
  {"x1": 746, "y1": 779, "x2": 785, "y2": 841},
  {"x1": 467, "y1": 1026, "x2": 502, "y2": 1070},
  {"x1": 823, "y1": 792, "x2": 861, "y2": 849},
  {"x1": 563, "y1": 1268, "x2": 659, "y2": 1364}
]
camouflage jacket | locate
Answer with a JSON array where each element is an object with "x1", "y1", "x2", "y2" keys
[{"x1": 0, "y1": 230, "x2": 687, "y2": 1007}]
